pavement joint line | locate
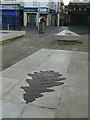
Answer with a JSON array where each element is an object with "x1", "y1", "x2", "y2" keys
[
  {"x1": 66, "y1": 64, "x2": 71, "y2": 73},
  {"x1": 37, "y1": 105, "x2": 58, "y2": 110},
  {"x1": 2, "y1": 99, "x2": 26, "y2": 104},
  {"x1": 57, "y1": 85, "x2": 65, "y2": 108},
  {"x1": 2, "y1": 98, "x2": 58, "y2": 111},
  {"x1": 2, "y1": 78, "x2": 26, "y2": 98},
  {"x1": 18, "y1": 105, "x2": 58, "y2": 118},
  {"x1": 18, "y1": 104, "x2": 28, "y2": 118}
]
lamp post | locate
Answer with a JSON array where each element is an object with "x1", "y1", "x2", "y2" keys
[
  {"x1": 57, "y1": 0, "x2": 60, "y2": 26},
  {"x1": 15, "y1": 5, "x2": 17, "y2": 30},
  {"x1": 37, "y1": 1, "x2": 40, "y2": 31}
]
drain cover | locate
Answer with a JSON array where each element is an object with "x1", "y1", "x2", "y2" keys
[{"x1": 21, "y1": 70, "x2": 66, "y2": 104}]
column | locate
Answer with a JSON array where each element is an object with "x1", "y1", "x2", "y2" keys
[
  {"x1": 57, "y1": 13, "x2": 60, "y2": 26},
  {"x1": 46, "y1": 14, "x2": 49, "y2": 26},
  {"x1": 24, "y1": 12, "x2": 27, "y2": 26}
]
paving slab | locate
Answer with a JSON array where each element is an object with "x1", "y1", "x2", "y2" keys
[
  {"x1": 55, "y1": 29, "x2": 81, "y2": 42},
  {"x1": 11, "y1": 48, "x2": 54, "y2": 70},
  {"x1": 33, "y1": 53, "x2": 72, "y2": 70},
  {"x1": 55, "y1": 86, "x2": 88, "y2": 118},
  {"x1": 19, "y1": 104, "x2": 56, "y2": 118},
  {"x1": 65, "y1": 52, "x2": 88, "y2": 88},
  {"x1": 0, "y1": 30, "x2": 26, "y2": 44},
  {"x1": 2, "y1": 67, "x2": 28, "y2": 81},
  {"x1": 55, "y1": 105, "x2": 88, "y2": 118},
  {"x1": 2, "y1": 77, "x2": 21, "y2": 97},
  {"x1": 1, "y1": 49, "x2": 88, "y2": 118},
  {"x1": 2, "y1": 100, "x2": 25, "y2": 118},
  {"x1": 64, "y1": 73, "x2": 88, "y2": 88},
  {"x1": 3, "y1": 77, "x2": 29, "y2": 103},
  {"x1": 68, "y1": 53, "x2": 88, "y2": 76}
]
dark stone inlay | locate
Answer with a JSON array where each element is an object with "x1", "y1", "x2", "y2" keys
[
  {"x1": 65, "y1": 33, "x2": 72, "y2": 35},
  {"x1": 21, "y1": 70, "x2": 66, "y2": 104}
]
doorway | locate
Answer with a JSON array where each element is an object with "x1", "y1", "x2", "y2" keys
[{"x1": 27, "y1": 13, "x2": 36, "y2": 26}]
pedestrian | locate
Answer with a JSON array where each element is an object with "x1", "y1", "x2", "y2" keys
[{"x1": 40, "y1": 17, "x2": 45, "y2": 23}]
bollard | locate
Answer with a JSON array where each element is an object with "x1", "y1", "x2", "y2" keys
[
  {"x1": 39, "y1": 22, "x2": 45, "y2": 34},
  {"x1": 8, "y1": 24, "x2": 9, "y2": 30}
]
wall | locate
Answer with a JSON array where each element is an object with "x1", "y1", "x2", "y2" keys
[{"x1": 24, "y1": 0, "x2": 57, "y2": 11}]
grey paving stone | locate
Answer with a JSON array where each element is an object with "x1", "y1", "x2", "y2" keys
[
  {"x1": 2, "y1": 100, "x2": 25, "y2": 118},
  {"x1": 2, "y1": 68, "x2": 28, "y2": 81},
  {"x1": 55, "y1": 105, "x2": 88, "y2": 118},
  {"x1": 64, "y1": 73, "x2": 88, "y2": 88},
  {"x1": 11, "y1": 49, "x2": 54, "y2": 70},
  {"x1": 19, "y1": 104, "x2": 56, "y2": 118},
  {"x1": 68, "y1": 53, "x2": 88, "y2": 76},
  {"x1": 33, "y1": 50, "x2": 72, "y2": 70},
  {"x1": 3, "y1": 79, "x2": 28, "y2": 103},
  {"x1": 2, "y1": 77, "x2": 20, "y2": 97},
  {"x1": 56, "y1": 86, "x2": 88, "y2": 118}
]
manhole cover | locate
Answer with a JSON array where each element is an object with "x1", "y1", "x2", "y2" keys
[{"x1": 21, "y1": 70, "x2": 66, "y2": 104}]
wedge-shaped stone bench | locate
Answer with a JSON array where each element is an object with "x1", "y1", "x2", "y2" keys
[
  {"x1": 55, "y1": 30, "x2": 81, "y2": 43},
  {"x1": 0, "y1": 30, "x2": 26, "y2": 44}
]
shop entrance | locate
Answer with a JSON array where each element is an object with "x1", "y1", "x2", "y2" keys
[
  {"x1": 40, "y1": 14, "x2": 47, "y2": 26},
  {"x1": 27, "y1": 13, "x2": 36, "y2": 26}
]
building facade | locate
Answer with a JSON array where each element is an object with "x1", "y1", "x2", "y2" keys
[
  {"x1": 24, "y1": 0, "x2": 57, "y2": 27},
  {"x1": 0, "y1": 0, "x2": 24, "y2": 29},
  {"x1": 68, "y1": 0, "x2": 90, "y2": 26}
]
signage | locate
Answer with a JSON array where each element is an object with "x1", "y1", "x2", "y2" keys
[
  {"x1": 40, "y1": 8, "x2": 48, "y2": 12},
  {"x1": 24, "y1": 8, "x2": 48, "y2": 13},
  {"x1": 24, "y1": 8, "x2": 38, "y2": 12},
  {"x1": 0, "y1": 5, "x2": 20, "y2": 10}
]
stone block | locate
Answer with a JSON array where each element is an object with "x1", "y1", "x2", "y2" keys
[{"x1": 55, "y1": 30, "x2": 81, "y2": 42}]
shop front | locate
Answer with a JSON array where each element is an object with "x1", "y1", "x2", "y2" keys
[
  {"x1": 68, "y1": 3, "x2": 90, "y2": 26},
  {"x1": 24, "y1": 7, "x2": 50, "y2": 27},
  {"x1": 0, "y1": 5, "x2": 21, "y2": 29},
  {"x1": 50, "y1": 9, "x2": 56, "y2": 26},
  {"x1": 24, "y1": 8, "x2": 38, "y2": 27}
]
